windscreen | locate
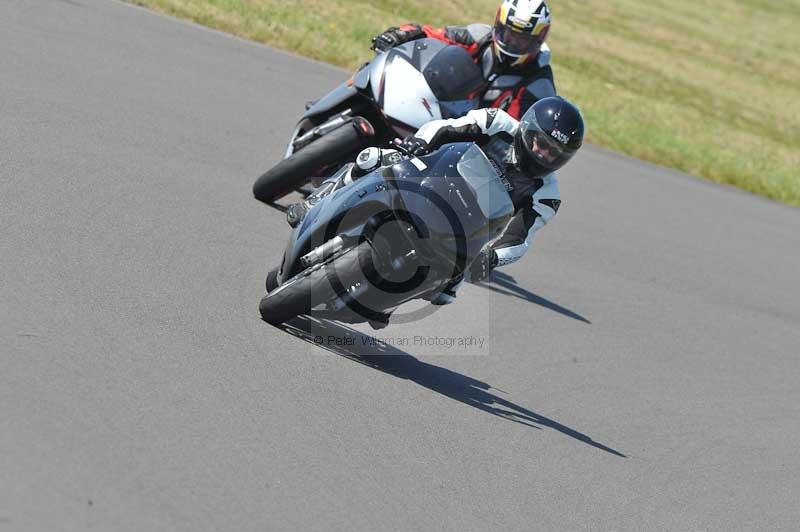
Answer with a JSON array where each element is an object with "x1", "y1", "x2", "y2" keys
[
  {"x1": 422, "y1": 46, "x2": 485, "y2": 101},
  {"x1": 456, "y1": 145, "x2": 512, "y2": 220},
  {"x1": 439, "y1": 99, "x2": 480, "y2": 119}
]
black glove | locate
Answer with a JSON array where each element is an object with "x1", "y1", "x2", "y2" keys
[
  {"x1": 469, "y1": 249, "x2": 498, "y2": 283},
  {"x1": 371, "y1": 24, "x2": 424, "y2": 52},
  {"x1": 400, "y1": 135, "x2": 431, "y2": 156},
  {"x1": 372, "y1": 28, "x2": 402, "y2": 52}
]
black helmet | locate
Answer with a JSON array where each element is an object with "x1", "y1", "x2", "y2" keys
[{"x1": 514, "y1": 96, "x2": 584, "y2": 177}]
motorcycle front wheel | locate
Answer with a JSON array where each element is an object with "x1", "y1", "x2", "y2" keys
[
  {"x1": 253, "y1": 118, "x2": 373, "y2": 204},
  {"x1": 259, "y1": 242, "x2": 377, "y2": 325}
]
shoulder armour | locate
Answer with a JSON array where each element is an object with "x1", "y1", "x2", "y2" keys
[
  {"x1": 444, "y1": 25, "x2": 475, "y2": 45},
  {"x1": 466, "y1": 23, "x2": 492, "y2": 42},
  {"x1": 525, "y1": 76, "x2": 557, "y2": 101},
  {"x1": 537, "y1": 43, "x2": 551, "y2": 68}
]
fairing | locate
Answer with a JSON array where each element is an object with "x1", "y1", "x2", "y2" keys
[
  {"x1": 303, "y1": 81, "x2": 359, "y2": 120},
  {"x1": 279, "y1": 143, "x2": 513, "y2": 283},
  {"x1": 381, "y1": 56, "x2": 443, "y2": 126},
  {"x1": 369, "y1": 39, "x2": 484, "y2": 128}
]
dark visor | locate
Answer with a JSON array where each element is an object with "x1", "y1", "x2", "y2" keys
[
  {"x1": 523, "y1": 130, "x2": 573, "y2": 169},
  {"x1": 493, "y1": 22, "x2": 544, "y2": 56}
]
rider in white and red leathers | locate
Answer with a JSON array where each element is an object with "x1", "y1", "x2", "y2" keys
[{"x1": 371, "y1": 0, "x2": 556, "y2": 119}]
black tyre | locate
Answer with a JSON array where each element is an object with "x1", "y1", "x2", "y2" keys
[
  {"x1": 253, "y1": 118, "x2": 373, "y2": 204},
  {"x1": 265, "y1": 268, "x2": 279, "y2": 293},
  {"x1": 285, "y1": 118, "x2": 318, "y2": 158},
  {"x1": 259, "y1": 242, "x2": 377, "y2": 325}
]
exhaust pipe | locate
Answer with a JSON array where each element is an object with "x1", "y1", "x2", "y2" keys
[
  {"x1": 292, "y1": 110, "x2": 353, "y2": 151},
  {"x1": 300, "y1": 236, "x2": 345, "y2": 268}
]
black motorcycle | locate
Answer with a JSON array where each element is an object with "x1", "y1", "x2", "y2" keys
[
  {"x1": 252, "y1": 38, "x2": 485, "y2": 204},
  {"x1": 258, "y1": 142, "x2": 514, "y2": 326}
]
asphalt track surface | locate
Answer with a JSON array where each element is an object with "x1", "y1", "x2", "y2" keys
[{"x1": 2, "y1": 1, "x2": 800, "y2": 531}]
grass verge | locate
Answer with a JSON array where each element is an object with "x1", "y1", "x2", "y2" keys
[{"x1": 130, "y1": 0, "x2": 800, "y2": 207}]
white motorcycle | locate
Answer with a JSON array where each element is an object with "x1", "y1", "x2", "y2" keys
[{"x1": 253, "y1": 38, "x2": 485, "y2": 204}]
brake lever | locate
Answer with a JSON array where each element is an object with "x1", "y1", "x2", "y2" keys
[{"x1": 391, "y1": 138, "x2": 414, "y2": 157}]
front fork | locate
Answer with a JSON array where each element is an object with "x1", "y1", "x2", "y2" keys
[{"x1": 285, "y1": 109, "x2": 354, "y2": 158}]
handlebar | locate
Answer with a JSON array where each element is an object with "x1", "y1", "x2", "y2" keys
[{"x1": 391, "y1": 137, "x2": 414, "y2": 157}]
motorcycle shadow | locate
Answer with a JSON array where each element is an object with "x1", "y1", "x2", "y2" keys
[
  {"x1": 478, "y1": 271, "x2": 592, "y2": 324},
  {"x1": 276, "y1": 316, "x2": 624, "y2": 457}
]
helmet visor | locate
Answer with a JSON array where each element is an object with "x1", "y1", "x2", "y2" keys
[
  {"x1": 493, "y1": 21, "x2": 545, "y2": 56},
  {"x1": 523, "y1": 129, "x2": 575, "y2": 170}
]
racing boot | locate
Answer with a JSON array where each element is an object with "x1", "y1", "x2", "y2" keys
[
  {"x1": 285, "y1": 179, "x2": 338, "y2": 228},
  {"x1": 368, "y1": 311, "x2": 393, "y2": 330},
  {"x1": 285, "y1": 150, "x2": 382, "y2": 228},
  {"x1": 286, "y1": 202, "x2": 309, "y2": 228},
  {"x1": 429, "y1": 279, "x2": 463, "y2": 306}
]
